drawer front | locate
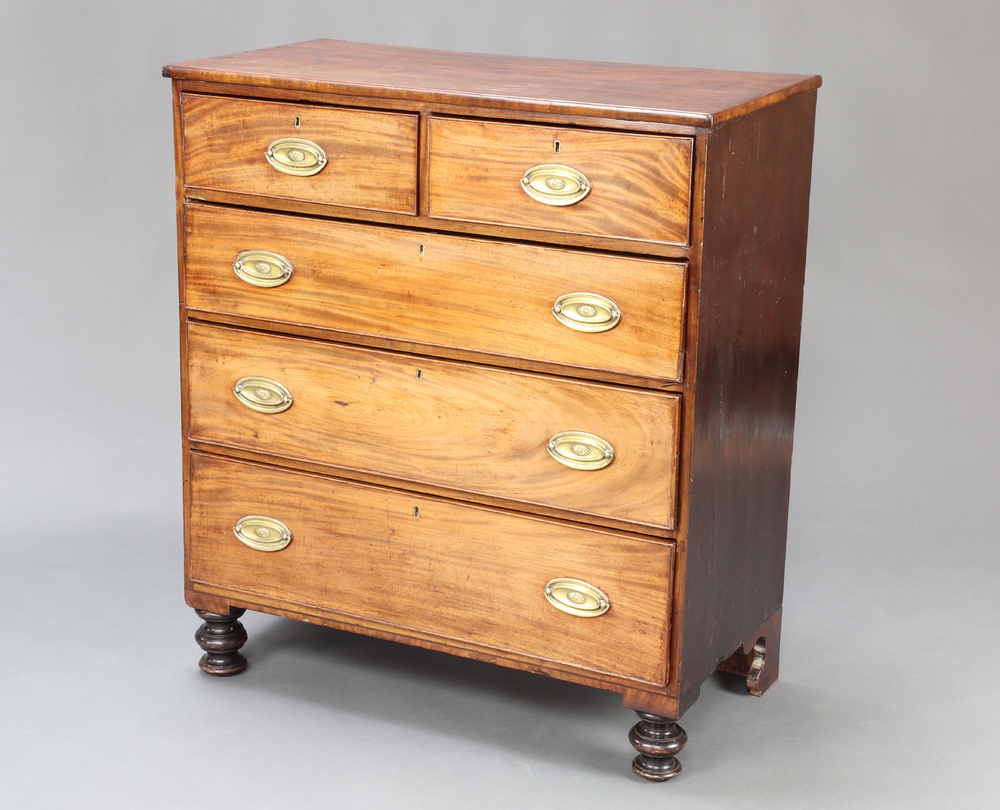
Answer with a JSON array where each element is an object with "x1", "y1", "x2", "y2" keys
[
  {"x1": 187, "y1": 322, "x2": 681, "y2": 529},
  {"x1": 183, "y1": 204, "x2": 687, "y2": 384},
  {"x1": 427, "y1": 117, "x2": 693, "y2": 245},
  {"x1": 180, "y1": 94, "x2": 418, "y2": 214},
  {"x1": 189, "y1": 453, "x2": 674, "y2": 685}
]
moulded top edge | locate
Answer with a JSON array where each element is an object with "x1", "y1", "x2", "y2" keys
[{"x1": 163, "y1": 39, "x2": 822, "y2": 128}]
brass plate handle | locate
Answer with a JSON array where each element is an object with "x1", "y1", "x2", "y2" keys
[
  {"x1": 544, "y1": 577, "x2": 610, "y2": 618},
  {"x1": 552, "y1": 292, "x2": 621, "y2": 333},
  {"x1": 233, "y1": 250, "x2": 293, "y2": 288},
  {"x1": 233, "y1": 515, "x2": 292, "y2": 552},
  {"x1": 233, "y1": 376, "x2": 293, "y2": 414},
  {"x1": 521, "y1": 164, "x2": 591, "y2": 206},
  {"x1": 265, "y1": 137, "x2": 328, "y2": 176},
  {"x1": 546, "y1": 431, "x2": 615, "y2": 470}
]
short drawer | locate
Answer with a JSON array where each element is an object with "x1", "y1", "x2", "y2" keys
[
  {"x1": 427, "y1": 117, "x2": 693, "y2": 245},
  {"x1": 183, "y1": 203, "x2": 687, "y2": 384},
  {"x1": 186, "y1": 322, "x2": 681, "y2": 529},
  {"x1": 188, "y1": 453, "x2": 674, "y2": 685},
  {"x1": 179, "y1": 94, "x2": 418, "y2": 214}
]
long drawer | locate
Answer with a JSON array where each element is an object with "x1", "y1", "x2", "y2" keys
[
  {"x1": 179, "y1": 94, "x2": 419, "y2": 213},
  {"x1": 188, "y1": 453, "x2": 674, "y2": 685},
  {"x1": 186, "y1": 322, "x2": 681, "y2": 529},
  {"x1": 183, "y1": 203, "x2": 687, "y2": 384}
]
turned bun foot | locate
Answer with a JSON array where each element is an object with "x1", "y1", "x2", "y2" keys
[
  {"x1": 629, "y1": 711, "x2": 687, "y2": 782},
  {"x1": 195, "y1": 608, "x2": 248, "y2": 676}
]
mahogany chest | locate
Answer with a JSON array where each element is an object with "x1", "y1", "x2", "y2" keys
[{"x1": 164, "y1": 40, "x2": 819, "y2": 780}]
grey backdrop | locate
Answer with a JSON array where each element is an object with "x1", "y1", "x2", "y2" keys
[{"x1": 3, "y1": 2, "x2": 998, "y2": 807}]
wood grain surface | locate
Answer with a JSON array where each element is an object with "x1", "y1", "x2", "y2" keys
[
  {"x1": 428, "y1": 118, "x2": 692, "y2": 245},
  {"x1": 164, "y1": 39, "x2": 821, "y2": 127},
  {"x1": 183, "y1": 203, "x2": 687, "y2": 383},
  {"x1": 678, "y1": 90, "x2": 817, "y2": 701},
  {"x1": 186, "y1": 322, "x2": 681, "y2": 528},
  {"x1": 188, "y1": 453, "x2": 674, "y2": 684},
  {"x1": 180, "y1": 94, "x2": 418, "y2": 213}
]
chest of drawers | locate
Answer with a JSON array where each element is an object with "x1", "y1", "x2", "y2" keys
[{"x1": 164, "y1": 40, "x2": 819, "y2": 781}]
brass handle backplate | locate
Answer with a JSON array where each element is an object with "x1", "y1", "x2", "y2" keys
[
  {"x1": 552, "y1": 292, "x2": 621, "y2": 332},
  {"x1": 233, "y1": 250, "x2": 293, "y2": 288},
  {"x1": 521, "y1": 164, "x2": 591, "y2": 206},
  {"x1": 265, "y1": 137, "x2": 328, "y2": 176},
  {"x1": 544, "y1": 577, "x2": 610, "y2": 617},
  {"x1": 233, "y1": 376, "x2": 293, "y2": 414},
  {"x1": 233, "y1": 515, "x2": 292, "y2": 552},
  {"x1": 546, "y1": 431, "x2": 615, "y2": 470}
]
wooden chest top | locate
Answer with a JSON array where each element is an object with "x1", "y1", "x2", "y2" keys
[{"x1": 163, "y1": 38, "x2": 820, "y2": 126}]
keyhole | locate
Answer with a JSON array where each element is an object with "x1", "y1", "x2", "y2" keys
[
  {"x1": 418, "y1": 244, "x2": 425, "y2": 257},
  {"x1": 554, "y1": 140, "x2": 561, "y2": 154},
  {"x1": 294, "y1": 116, "x2": 301, "y2": 129},
  {"x1": 413, "y1": 506, "x2": 420, "y2": 518},
  {"x1": 416, "y1": 369, "x2": 423, "y2": 380}
]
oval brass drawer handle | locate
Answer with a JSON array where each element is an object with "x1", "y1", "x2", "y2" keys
[
  {"x1": 544, "y1": 577, "x2": 610, "y2": 618},
  {"x1": 265, "y1": 137, "x2": 328, "y2": 176},
  {"x1": 547, "y1": 430, "x2": 615, "y2": 470},
  {"x1": 233, "y1": 250, "x2": 294, "y2": 288},
  {"x1": 233, "y1": 376, "x2": 293, "y2": 414},
  {"x1": 233, "y1": 515, "x2": 292, "y2": 552},
  {"x1": 521, "y1": 164, "x2": 591, "y2": 206},
  {"x1": 552, "y1": 292, "x2": 621, "y2": 332}
]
